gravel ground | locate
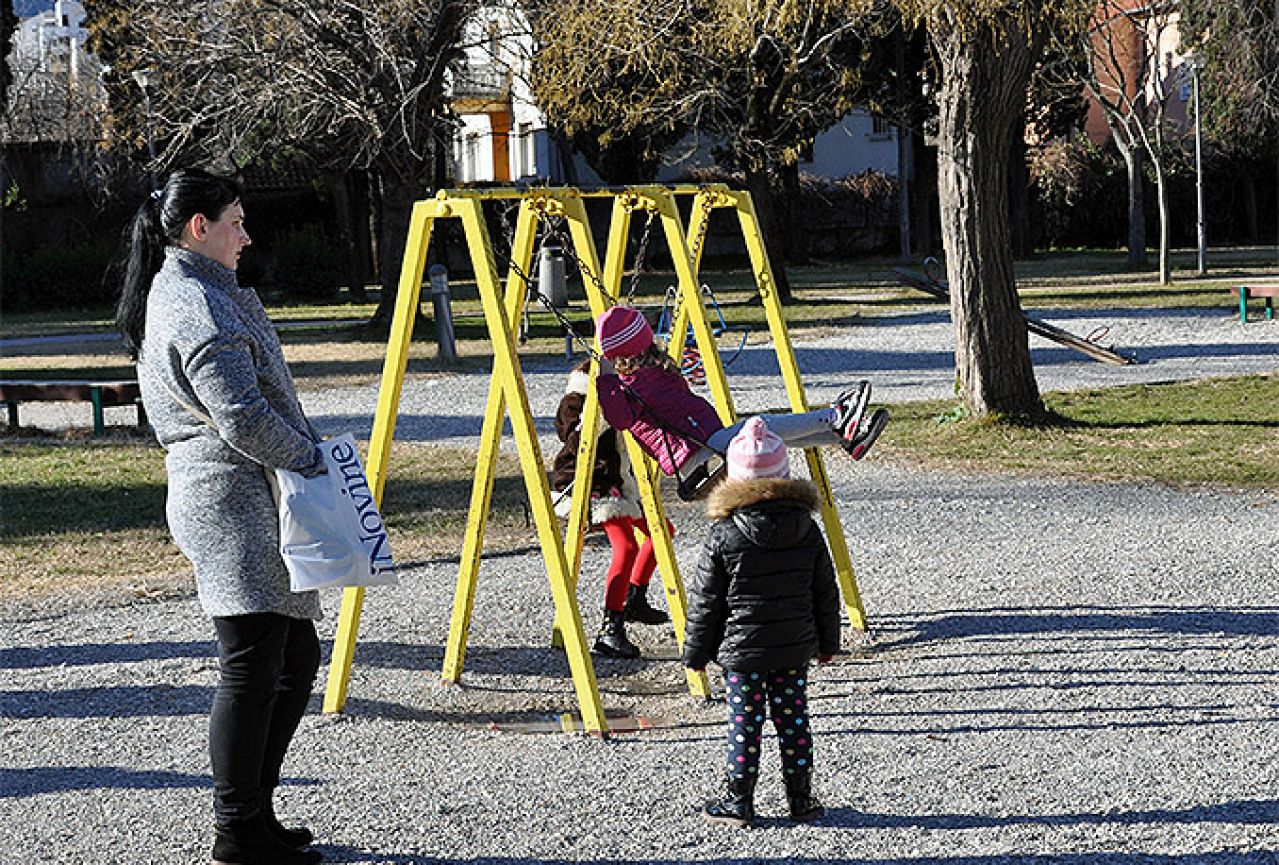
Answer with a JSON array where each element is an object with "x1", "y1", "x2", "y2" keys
[{"x1": 3, "y1": 305, "x2": 1278, "y2": 864}]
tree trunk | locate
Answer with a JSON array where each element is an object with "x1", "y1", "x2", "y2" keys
[
  {"x1": 911, "y1": 131, "x2": 939, "y2": 259},
  {"x1": 1119, "y1": 143, "x2": 1147, "y2": 269},
  {"x1": 372, "y1": 169, "x2": 426, "y2": 328},
  {"x1": 1008, "y1": 131, "x2": 1031, "y2": 258},
  {"x1": 933, "y1": 20, "x2": 1042, "y2": 418},
  {"x1": 327, "y1": 171, "x2": 368, "y2": 303},
  {"x1": 744, "y1": 167, "x2": 793, "y2": 302},
  {"x1": 1153, "y1": 159, "x2": 1171, "y2": 284},
  {"x1": 777, "y1": 159, "x2": 808, "y2": 265}
]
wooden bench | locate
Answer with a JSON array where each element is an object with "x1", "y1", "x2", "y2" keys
[
  {"x1": 0, "y1": 380, "x2": 146, "y2": 436},
  {"x1": 1231, "y1": 285, "x2": 1279, "y2": 323}
]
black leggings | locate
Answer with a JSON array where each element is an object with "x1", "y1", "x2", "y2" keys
[
  {"x1": 210, "y1": 614, "x2": 320, "y2": 826},
  {"x1": 723, "y1": 667, "x2": 813, "y2": 780}
]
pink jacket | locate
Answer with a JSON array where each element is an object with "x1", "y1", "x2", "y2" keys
[{"x1": 596, "y1": 365, "x2": 724, "y2": 476}]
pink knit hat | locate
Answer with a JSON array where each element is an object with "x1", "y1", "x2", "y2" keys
[
  {"x1": 726, "y1": 416, "x2": 790, "y2": 481},
  {"x1": 596, "y1": 306, "x2": 654, "y2": 360}
]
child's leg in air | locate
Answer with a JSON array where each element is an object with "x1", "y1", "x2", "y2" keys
[
  {"x1": 624, "y1": 518, "x2": 672, "y2": 624},
  {"x1": 594, "y1": 518, "x2": 642, "y2": 658}
]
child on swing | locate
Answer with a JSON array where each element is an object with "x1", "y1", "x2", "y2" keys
[
  {"x1": 593, "y1": 306, "x2": 887, "y2": 486},
  {"x1": 683, "y1": 416, "x2": 841, "y2": 827},
  {"x1": 551, "y1": 360, "x2": 672, "y2": 659}
]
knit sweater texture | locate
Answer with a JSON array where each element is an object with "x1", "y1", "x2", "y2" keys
[{"x1": 137, "y1": 247, "x2": 323, "y2": 620}]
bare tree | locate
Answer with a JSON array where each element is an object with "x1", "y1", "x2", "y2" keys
[
  {"x1": 85, "y1": 0, "x2": 473, "y2": 324},
  {"x1": 894, "y1": 2, "x2": 1091, "y2": 418},
  {"x1": 528, "y1": 0, "x2": 693, "y2": 183},
  {"x1": 528, "y1": 0, "x2": 891, "y2": 301},
  {"x1": 1066, "y1": 0, "x2": 1183, "y2": 282}
]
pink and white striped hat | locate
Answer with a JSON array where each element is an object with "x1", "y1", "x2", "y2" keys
[
  {"x1": 595, "y1": 306, "x2": 654, "y2": 360},
  {"x1": 726, "y1": 416, "x2": 790, "y2": 481}
]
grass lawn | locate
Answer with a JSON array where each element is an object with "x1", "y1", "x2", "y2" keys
[{"x1": 2, "y1": 249, "x2": 1276, "y2": 614}]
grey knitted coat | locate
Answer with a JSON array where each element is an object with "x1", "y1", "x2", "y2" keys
[{"x1": 137, "y1": 247, "x2": 324, "y2": 620}]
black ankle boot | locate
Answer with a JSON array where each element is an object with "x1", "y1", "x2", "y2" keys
[
  {"x1": 623, "y1": 584, "x2": 669, "y2": 625},
  {"x1": 703, "y1": 775, "x2": 755, "y2": 827},
  {"x1": 212, "y1": 814, "x2": 323, "y2": 865},
  {"x1": 263, "y1": 796, "x2": 314, "y2": 849},
  {"x1": 784, "y1": 771, "x2": 824, "y2": 822},
  {"x1": 592, "y1": 609, "x2": 641, "y2": 658}
]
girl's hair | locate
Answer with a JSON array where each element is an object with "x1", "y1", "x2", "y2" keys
[
  {"x1": 613, "y1": 343, "x2": 683, "y2": 379},
  {"x1": 116, "y1": 168, "x2": 243, "y2": 359}
]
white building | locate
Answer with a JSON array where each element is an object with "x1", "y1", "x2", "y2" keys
[
  {"x1": 4, "y1": 0, "x2": 104, "y2": 143},
  {"x1": 449, "y1": 3, "x2": 901, "y2": 186}
]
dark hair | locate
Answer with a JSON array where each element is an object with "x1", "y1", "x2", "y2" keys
[
  {"x1": 116, "y1": 168, "x2": 243, "y2": 359},
  {"x1": 613, "y1": 342, "x2": 681, "y2": 379}
]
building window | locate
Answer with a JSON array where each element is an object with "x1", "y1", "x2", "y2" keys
[
  {"x1": 518, "y1": 123, "x2": 535, "y2": 178},
  {"x1": 868, "y1": 115, "x2": 893, "y2": 141}
]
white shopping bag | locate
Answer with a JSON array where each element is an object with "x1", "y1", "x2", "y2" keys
[{"x1": 276, "y1": 433, "x2": 397, "y2": 592}]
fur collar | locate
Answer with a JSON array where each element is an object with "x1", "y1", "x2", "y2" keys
[
  {"x1": 705, "y1": 477, "x2": 821, "y2": 519},
  {"x1": 565, "y1": 368, "x2": 590, "y2": 396}
]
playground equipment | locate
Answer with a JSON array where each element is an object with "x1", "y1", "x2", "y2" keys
[
  {"x1": 894, "y1": 260, "x2": 1138, "y2": 366},
  {"x1": 320, "y1": 184, "x2": 870, "y2": 736}
]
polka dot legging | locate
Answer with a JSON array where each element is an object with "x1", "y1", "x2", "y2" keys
[{"x1": 722, "y1": 667, "x2": 812, "y2": 780}]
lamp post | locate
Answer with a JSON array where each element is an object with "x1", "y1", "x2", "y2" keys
[
  {"x1": 131, "y1": 67, "x2": 158, "y2": 193},
  {"x1": 1187, "y1": 53, "x2": 1207, "y2": 276}
]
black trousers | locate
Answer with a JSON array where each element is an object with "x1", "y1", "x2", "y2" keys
[{"x1": 210, "y1": 613, "x2": 320, "y2": 826}]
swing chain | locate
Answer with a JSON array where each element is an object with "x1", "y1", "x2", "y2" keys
[{"x1": 624, "y1": 208, "x2": 656, "y2": 306}]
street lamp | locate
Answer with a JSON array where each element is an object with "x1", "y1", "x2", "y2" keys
[
  {"x1": 1187, "y1": 53, "x2": 1207, "y2": 276},
  {"x1": 131, "y1": 67, "x2": 158, "y2": 193}
]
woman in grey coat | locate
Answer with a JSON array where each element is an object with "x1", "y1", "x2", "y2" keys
[{"x1": 117, "y1": 168, "x2": 325, "y2": 865}]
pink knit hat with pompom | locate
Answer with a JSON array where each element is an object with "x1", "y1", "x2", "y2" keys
[
  {"x1": 595, "y1": 306, "x2": 654, "y2": 360},
  {"x1": 726, "y1": 416, "x2": 790, "y2": 481}
]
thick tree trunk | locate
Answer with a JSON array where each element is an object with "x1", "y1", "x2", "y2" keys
[
  {"x1": 777, "y1": 160, "x2": 808, "y2": 265},
  {"x1": 934, "y1": 21, "x2": 1042, "y2": 418},
  {"x1": 1008, "y1": 131, "x2": 1031, "y2": 258},
  {"x1": 744, "y1": 167, "x2": 793, "y2": 303},
  {"x1": 1119, "y1": 144, "x2": 1147, "y2": 269}
]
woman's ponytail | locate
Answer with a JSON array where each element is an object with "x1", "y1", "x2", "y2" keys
[{"x1": 116, "y1": 194, "x2": 167, "y2": 359}]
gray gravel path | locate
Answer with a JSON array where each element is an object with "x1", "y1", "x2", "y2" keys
[{"x1": 3, "y1": 305, "x2": 1278, "y2": 864}]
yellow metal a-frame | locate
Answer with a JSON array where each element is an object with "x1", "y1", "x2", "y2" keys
[{"x1": 320, "y1": 185, "x2": 868, "y2": 736}]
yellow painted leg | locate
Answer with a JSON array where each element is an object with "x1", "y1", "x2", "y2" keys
[{"x1": 323, "y1": 203, "x2": 434, "y2": 713}]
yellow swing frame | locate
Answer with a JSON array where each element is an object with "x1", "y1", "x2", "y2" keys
[{"x1": 320, "y1": 184, "x2": 868, "y2": 736}]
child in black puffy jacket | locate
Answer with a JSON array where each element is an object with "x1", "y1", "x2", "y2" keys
[{"x1": 682, "y1": 416, "x2": 842, "y2": 827}]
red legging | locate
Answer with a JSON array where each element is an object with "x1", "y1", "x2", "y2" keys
[{"x1": 600, "y1": 517, "x2": 675, "y2": 611}]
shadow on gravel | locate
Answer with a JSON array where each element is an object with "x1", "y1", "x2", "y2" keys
[
  {"x1": 0, "y1": 766, "x2": 207, "y2": 797},
  {"x1": 874, "y1": 605, "x2": 1279, "y2": 649},
  {"x1": 0, "y1": 684, "x2": 213, "y2": 718},
  {"x1": 819, "y1": 798, "x2": 1279, "y2": 830},
  {"x1": 305, "y1": 847, "x2": 1279, "y2": 864},
  {"x1": 0, "y1": 639, "x2": 214, "y2": 670}
]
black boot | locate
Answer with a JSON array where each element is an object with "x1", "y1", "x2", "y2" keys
[
  {"x1": 785, "y1": 771, "x2": 824, "y2": 822},
  {"x1": 592, "y1": 609, "x2": 640, "y2": 658},
  {"x1": 263, "y1": 794, "x2": 314, "y2": 849},
  {"x1": 702, "y1": 774, "x2": 755, "y2": 827},
  {"x1": 212, "y1": 814, "x2": 323, "y2": 865},
  {"x1": 624, "y1": 583, "x2": 669, "y2": 625}
]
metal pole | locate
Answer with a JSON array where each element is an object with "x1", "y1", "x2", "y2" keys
[{"x1": 1192, "y1": 63, "x2": 1207, "y2": 276}]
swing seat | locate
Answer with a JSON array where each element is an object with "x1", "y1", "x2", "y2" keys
[
  {"x1": 656, "y1": 285, "x2": 750, "y2": 381},
  {"x1": 677, "y1": 454, "x2": 727, "y2": 501}
]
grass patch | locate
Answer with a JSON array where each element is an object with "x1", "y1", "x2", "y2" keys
[
  {"x1": 0, "y1": 435, "x2": 532, "y2": 615},
  {"x1": 877, "y1": 373, "x2": 1279, "y2": 489},
  {"x1": 3, "y1": 374, "x2": 1274, "y2": 617}
]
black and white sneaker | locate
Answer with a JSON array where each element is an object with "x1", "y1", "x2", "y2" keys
[
  {"x1": 845, "y1": 408, "x2": 889, "y2": 460},
  {"x1": 831, "y1": 381, "x2": 872, "y2": 440}
]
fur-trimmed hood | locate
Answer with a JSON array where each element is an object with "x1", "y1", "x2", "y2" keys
[{"x1": 705, "y1": 477, "x2": 821, "y2": 520}]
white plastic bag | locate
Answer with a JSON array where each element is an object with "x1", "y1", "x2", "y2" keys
[{"x1": 276, "y1": 433, "x2": 397, "y2": 592}]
